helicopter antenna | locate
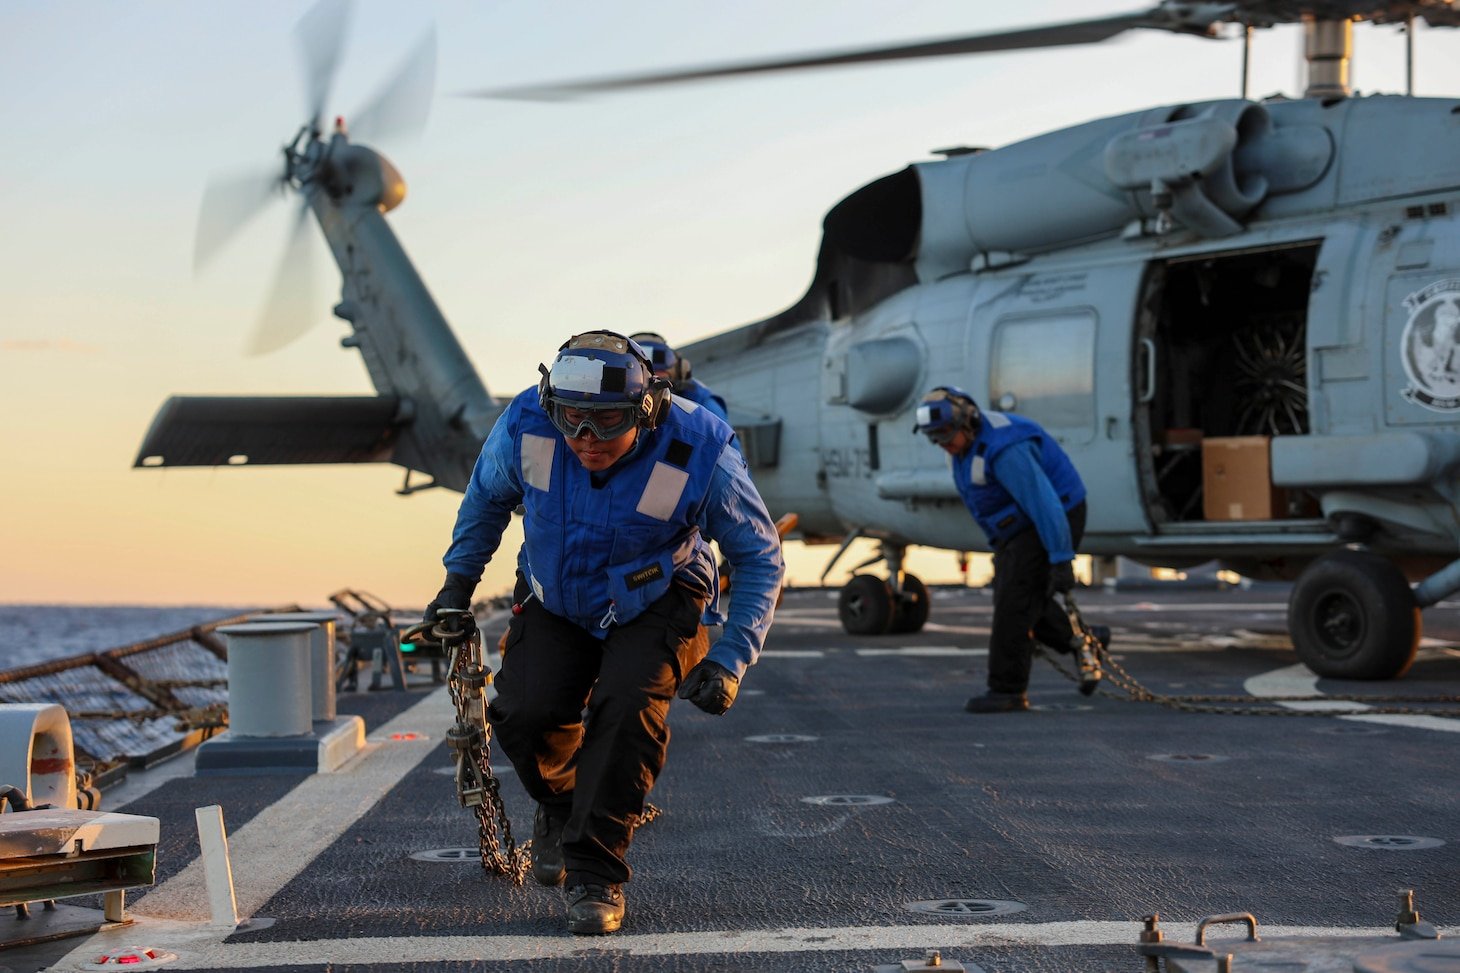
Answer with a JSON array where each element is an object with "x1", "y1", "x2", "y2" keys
[
  {"x1": 1240, "y1": 22, "x2": 1252, "y2": 99},
  {"x1": 1407, "y1": 10, "x2": 1415, "y2": 95}
]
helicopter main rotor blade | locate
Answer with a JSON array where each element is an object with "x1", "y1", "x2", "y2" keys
[
  {"x1": 296, "y1": 0, "x2": 353, "y2": 131},
  {"x1": 247, "y1": 200, "x2": 320, "y2": 356},
  {"x1": 194, "y1": 168, "x2": 286, "y2": 273},
  {"x1": 470, "y1": 4, "x2": 1231, "y2": 100},
  {"x1": 349, "y1": 28, "x2": 437, "y2": 146}
]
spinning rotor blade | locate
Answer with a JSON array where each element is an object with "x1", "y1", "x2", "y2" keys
[
  {"x1": 194, "y1": 168, "x2": 286, "y2": 272},
  {"x1": 247, "y1": 201, "x2": 320, "y2": 356},
  {"x1": 349, "y1": 28, "x2": 437, "y2": 146},
  {"x1": 470, "y1": 4, "x2": 1231, "y2": 100},
  {"x1": 296, "y1": 0, "x2": 353, "y2": 132}
]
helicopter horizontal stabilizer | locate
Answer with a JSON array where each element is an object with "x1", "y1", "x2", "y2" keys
[{"x1": 133, "y1": 395, "x2": 404, "y2": 469}]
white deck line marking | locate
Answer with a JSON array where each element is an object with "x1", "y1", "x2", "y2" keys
[
  {"x1": 760, "y1": 649, "x2": 827, "y2": 658},
  {"x1": 920, "y1": 623, "x2": 993, "y2": 636},
  {"x1": 764, "y1": 616, "x2": 852, "y2": 630},
  {"x1": 855, "y1": 647, "x2": 987, "y2": 657},
  {"x1": 1246, "y1": 663, "x2": 1460, "y2": 733},
  {"x1": 112, "y1": 922, "x2": 1397, "y2": 967},
  {"x1": 129, "y1": 686, "x2": 455, "y2": 921},
  {"x1": 1114, "y1": 602, "x2": 1288, "y2": 612}
]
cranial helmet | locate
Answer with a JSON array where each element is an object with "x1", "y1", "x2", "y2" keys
[
  {"x1": 912, "y1": 386, "x2": 982, "y2": 444},
  {"x1": 538, "y1": 331, "x2": 672, "y2": 439},
  {"x1": 629, "y1": 332, "x2": 691, "y2": 388}
]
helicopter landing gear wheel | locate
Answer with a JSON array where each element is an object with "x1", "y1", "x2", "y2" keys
[
  {"x1": 1288, "y1": 549, "x2": 1419, "y2": 680},
  {"x1": 889, "y1": 574, "x2": 930, "y2": 634},
  {"x1": 839, "y1": 574, "x2": 895, "y2": 635}
]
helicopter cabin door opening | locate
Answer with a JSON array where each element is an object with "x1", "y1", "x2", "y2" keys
[{"x1": 1136, "y1": 242, "x2": 1321, "y2": 528}]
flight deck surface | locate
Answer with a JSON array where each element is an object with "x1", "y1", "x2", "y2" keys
[{"x1": 15, "y1": 585, "x2": 1460, "y2": 972}]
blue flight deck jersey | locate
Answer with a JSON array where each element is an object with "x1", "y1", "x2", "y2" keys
[
  {"x1": 950, "y1": 411, "x2": 1086, "y2": 563},
  {"x1": 677, "y1": 380, "x2": 743, "y2": 454},
  {"x1": 677, "y1": 379, "x2": 729, "y2": 424},
  {"x1": 443, "y1": 388, "x2": 784, "y2": 678}
]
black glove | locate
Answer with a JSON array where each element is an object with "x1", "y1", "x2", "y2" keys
[
  {"x1": 1050, "y1": 560, "x2": 1077, "y2": 595},
  {"x1": 423, "y1": 572, "x2": 477, "y2": 624},
  {"x1": 677, "y1": 660, "x2": 739, "y2": 715}
]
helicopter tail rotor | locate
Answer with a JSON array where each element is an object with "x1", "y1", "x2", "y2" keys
[
  {"x1": 296, "y1": 0, "x2": 353, "y2": 136},
  {"x1": 193, "y1": 167, "x2": 289, "y2": 274},
  {"x1": 349, "y1": 28, "x2": 437, "y2": 147},
  {"x1": 192, "y1": 0, "x2": 434, "y2": 356},
  {"x1": 249, "y1": 199, "x2": 321, "y2": 357}
]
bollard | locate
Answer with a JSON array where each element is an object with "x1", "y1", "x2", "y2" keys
[
  {"x1": 218, "y1": 622, "x2": 315, "y2": 738},
  {"x1": 249, "y1": 611, "x2": 340, "y2": 722},
  {"x1": 197, "y1": 620, "x2": 365, "y2": 775}
]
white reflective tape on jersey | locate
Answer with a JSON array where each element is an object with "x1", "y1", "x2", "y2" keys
[
  {"x1": 915, "y1": 404, "x2": 933, "y2": 426},
  {"x1": 550, "y1": 356, "x2": 606, "y2": 394},
  {"x1": 671, "y1": 394, "x2": 699, "y2": 413},
  {"x1": 636, "y1": 462, "x2": 690, "y2": 521},
  {"x1": 971, "y1": 454, "x2": 987, "y2": 485},
  {"x1": 984, "y1": 410, "x2": 1011, "y2": 428},
  {"x1": 521, "y1": 434, "x2": 555, "y2": 492}
]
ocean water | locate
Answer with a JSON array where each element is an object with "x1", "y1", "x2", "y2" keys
[{"x1": 0, "y1": 604, "x2": 265, "y2": 670}]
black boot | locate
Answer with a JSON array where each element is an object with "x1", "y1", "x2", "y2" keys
[
  {"x1": 964, "y1": 691, "x2": 1030, "y2": 713},
  {"x1": 566, "y1": 883, "x2": 625, "y2": 935},
  {"x1": 530, "y1": 804, "x2": 566, "y2": 887}
]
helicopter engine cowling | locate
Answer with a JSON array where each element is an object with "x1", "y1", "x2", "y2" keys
[
  {"x1": 912, "y1": 99, "x2": 1325, "y2": 280},
  {"x1": 322, "y1": 140, "x2": 408, "y2": 214}
]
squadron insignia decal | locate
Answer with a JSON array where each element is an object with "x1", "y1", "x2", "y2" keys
[{"x1": 1400, "y1": 279, "x2": 1460, "y2": 412}]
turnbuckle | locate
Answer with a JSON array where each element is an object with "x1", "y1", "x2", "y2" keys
[{"x1": 1060, "y1": 592, "x2": 1104, "y2": 696}]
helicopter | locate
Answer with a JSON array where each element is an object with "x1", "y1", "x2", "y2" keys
[{"x1": 137, "y1": 0, "x2": 1460, "y2": 682}]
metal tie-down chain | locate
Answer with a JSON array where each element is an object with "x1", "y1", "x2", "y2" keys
[
  {"x1": 435, "y1": 608, "x2": 533, "y2": 884},
  {"x1": 1039, "y1": 594, "x2": 1460, "y2": 718}
]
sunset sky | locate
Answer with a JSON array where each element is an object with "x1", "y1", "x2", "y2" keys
[{"x1": 6, "y1": 1, "x2": 1460, "y2": 609}]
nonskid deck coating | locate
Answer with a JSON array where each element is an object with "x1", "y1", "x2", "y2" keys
[{"x1": 23, "y1": 586, "x2": 1460, "y2": 972}]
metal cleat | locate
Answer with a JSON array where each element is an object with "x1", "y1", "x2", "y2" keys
[
  {"x1": 873, "y1": 949, "x2": 976, "y2": 973},
  {"x1": 1395, "y1": 888, "x2": 1442, "y2": 941}
]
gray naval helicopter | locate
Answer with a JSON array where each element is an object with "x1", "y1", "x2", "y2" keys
[{"x1": 138, "y1": 0, "x2": 1460, "y2": 684}]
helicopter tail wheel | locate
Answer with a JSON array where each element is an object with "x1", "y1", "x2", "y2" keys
[
  {"x1": 889, "y1": 573, "x2": 930, "y2": 634},
  {"x1": 1288, "y1": 549, "x2": 1419, "y2": 680},
  {"x1": 838, "y1": 574, "x2": 895, "y2": 635}
]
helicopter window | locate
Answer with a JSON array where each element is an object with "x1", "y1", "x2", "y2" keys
[{"x1": 989, "y1": 311, "x2": 1096, "y2": 444}]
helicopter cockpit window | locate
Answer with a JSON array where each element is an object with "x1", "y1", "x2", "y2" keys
[{"x1": 989, "y1": 311, "x2": 1096, "y2": 443}]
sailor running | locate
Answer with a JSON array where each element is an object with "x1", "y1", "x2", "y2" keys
[{"x1": 423, "y1": 331, "x2": 784, "y2": 934}]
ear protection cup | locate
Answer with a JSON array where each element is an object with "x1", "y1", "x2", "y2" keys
[{"x1": 645, "y1": 377, "x2": 673, "y2": 430}]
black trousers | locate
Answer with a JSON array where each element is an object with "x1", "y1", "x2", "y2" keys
[
  {"x1": 487, "y1": 575, "x2": 709, "y2": 886},
  {"x1": 987, "y1": 502, "x2": 1087, "y2": 694}
]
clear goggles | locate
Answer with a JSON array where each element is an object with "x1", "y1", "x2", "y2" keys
[
  {"x1": 548, "y1": 400, "x2": 640, "y2": 440},
  {"x1": 923, "y1": 424, "x2": 960, "y2": 446}
]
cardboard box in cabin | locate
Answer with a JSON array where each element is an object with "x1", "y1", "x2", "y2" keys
[{"x1": 1202, "y1": 436, "x2": 1284, "y2": 521}]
